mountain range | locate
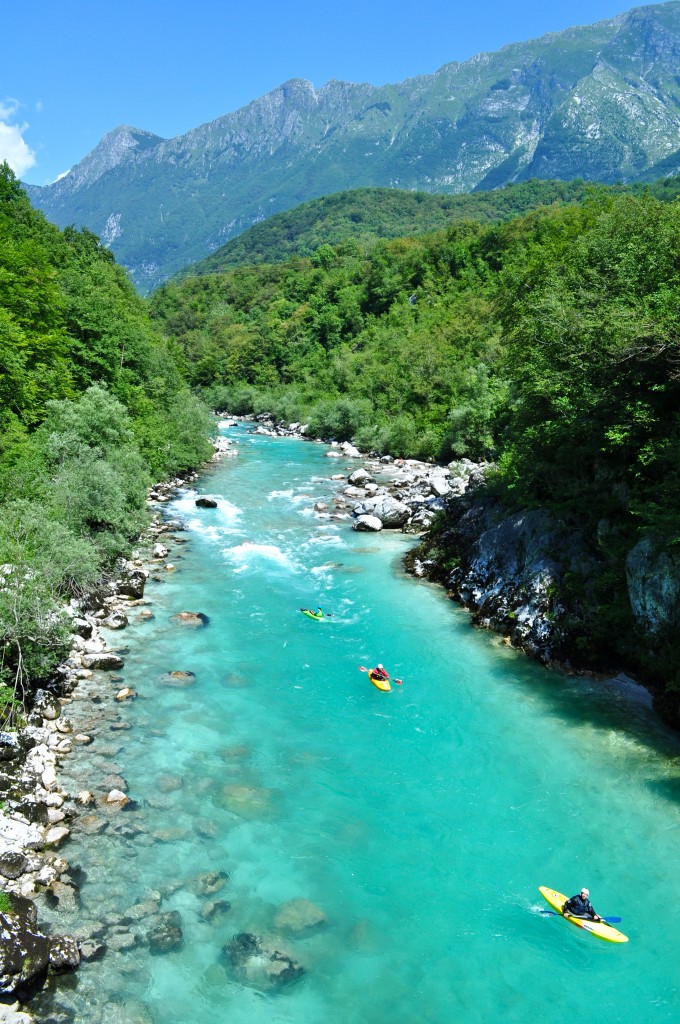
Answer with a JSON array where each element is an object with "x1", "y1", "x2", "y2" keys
[{"x1": 25, "y1": 1, "x2": 680, "y2": 291}]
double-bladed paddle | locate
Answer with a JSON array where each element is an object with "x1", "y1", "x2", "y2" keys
[
  {"x1": 541, "y1": 910, "x2": 622, "y2": 924},
  {"x1": 359, "y1": 665, "x2": 403, "y2": 685}
]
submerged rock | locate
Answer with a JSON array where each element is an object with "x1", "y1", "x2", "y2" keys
[
  {"x1": 273, "y1": 898, "x2": 327, "y2": 934},
  {"x1": 159, "y1": 671, "x2": 196, "y2": 688},
  {"x1": 223, "y1": 933, "x2": 304, "y2": 991},
  {"x1": 219, "y1": 784, "x2": 275, "y2": 819},
  {"x1": 195, "y1": 497, "x2": 218, "y2": 508},
  {"x1": 147, "y1": 911, "x2": 183, "y2": 954},
  {"x1": 194, "y1": 870, "x2": 229, "y2": 896},
  {"x1": 201, "y1": 899, "x2": 231, "y2": 922},
  {"x1": 170, "y1": 611, "x2": 209, "y2": 627}
]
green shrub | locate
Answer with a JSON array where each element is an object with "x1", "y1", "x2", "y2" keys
[{"x1": 308, "y1": 397, "x2": 373, "y2": 442}]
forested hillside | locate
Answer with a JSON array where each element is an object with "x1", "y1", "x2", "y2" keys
[
  {"x1": 151, "y1": 186, "x2": 680, "y2": 717},
  {"x1": 186, "y1": 180, "x2": 600, "y2": 275},
  {"x1": 0, "y1": 164, "x2": 213, "y2": 716}
]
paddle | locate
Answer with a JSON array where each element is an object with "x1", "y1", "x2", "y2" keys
[
  {"x1": 541, "y1": 910, "x2": 621, "y2": 924},
  {"x1": 359, "y1": 665, "x2": 403, "y2": 685}
]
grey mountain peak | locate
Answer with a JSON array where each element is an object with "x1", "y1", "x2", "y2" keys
[{"x1": 25, "y1": 1, "x2": 680, "y2": 291}]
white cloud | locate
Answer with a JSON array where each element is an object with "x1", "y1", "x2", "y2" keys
[{"x1": 0, "y1": 99, "x2": 36, "y2": 177}]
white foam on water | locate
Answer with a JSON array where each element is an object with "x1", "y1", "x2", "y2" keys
[
  {"x1": 303, "y1": 532, "x2": 346, "y2": 549},
  {"x1": 223, "y1": 541, "x2": 298, "y2": 573},
  {"x1": 311, "y1": 564, "x2": 335, "y2": 576},
  {"x1": 171, "y1": 489, "x2": 242, "y2": 530}
]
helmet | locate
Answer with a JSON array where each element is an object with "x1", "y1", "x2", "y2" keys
[
  {"x1": 581, "y1": 888, "x2": 589, "y2": 897},
  {"x1": 377, "y1": 664, "x2": 384, "y2": 669}
]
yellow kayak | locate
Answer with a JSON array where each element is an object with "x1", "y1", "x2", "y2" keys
[
  {"x1": 301, "y1": 609, "x2": 324, "y2": 621},
  {"x1": 368, "y1": 670, "x2": 391, "y2": 692},
  {"x1": 539, "y1": 887, "x2": 628, "y2": 943}
]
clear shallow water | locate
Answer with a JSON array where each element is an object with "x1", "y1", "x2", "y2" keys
[{"x1": 43, "y1": 426, "x2": 680, "y2": 1023}]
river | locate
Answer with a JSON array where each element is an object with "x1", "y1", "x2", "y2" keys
[{"x1": 41, "y1": 423, "x2": 680, "y2": 1023}]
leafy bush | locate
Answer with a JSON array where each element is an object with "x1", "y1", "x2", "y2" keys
[{"x1": 307, "y1": 398, "x2": 373, "y2": 442}]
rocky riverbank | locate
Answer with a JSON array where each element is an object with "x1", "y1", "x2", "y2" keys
[
  {"x1": 0, "y1": 434, "x2": 237, "y2": 1019},
  {"x1": 240, "y1": 412, "x2": 490, "y2": 535}
]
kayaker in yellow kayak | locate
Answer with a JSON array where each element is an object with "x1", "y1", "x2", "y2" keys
[
  {"x1": 562, "y1": 888, "x2": 601, "y2": 922},
  {"x1": 300, "y1": 606, "x2": 331, "y2": 619}
]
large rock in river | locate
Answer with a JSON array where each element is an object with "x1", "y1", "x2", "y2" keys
[
  {"x1": 352, "y1": 515, "x2": 383, "y2": 533},
  {"x1": 358, "y1": 495, "x2": 410, "y2": 528}
]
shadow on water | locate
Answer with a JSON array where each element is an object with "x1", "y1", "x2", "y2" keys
[{"x1": 400, "y1": 564, "x2": 680, "y2": 802}]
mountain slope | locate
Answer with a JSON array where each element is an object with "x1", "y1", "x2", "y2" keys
[{"x1": 26, "y1": 2, "x2": 680, "y2": 291}]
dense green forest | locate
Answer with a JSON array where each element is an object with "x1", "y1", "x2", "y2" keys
[
  {"x1": 185, "y1": 177, "x2": 680, "y2": 277},
  {"x1": 3, "y1": 159, "x2": 680, "y2": 724},
  {"x1": 0, "y1": 164, "x2": 214, "y2": 718},
  {"x1": 151, "y1": 183, "x2": 680, "y2": 713}
]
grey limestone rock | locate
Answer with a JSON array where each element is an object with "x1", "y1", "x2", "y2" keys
[
  {"x1": 352, "y1": 515, "x2": 383, "y2": 533},
  {"x1": 359, "y1": 494, "x2": 410, "y2": 528},
  {"x1": 81, "y1": 653, "x2": 124, "y2": 671}
]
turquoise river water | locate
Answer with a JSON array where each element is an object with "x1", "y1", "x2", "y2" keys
[{"x1": 40, "y1": 424, "x2": 680, "y2": 1023}]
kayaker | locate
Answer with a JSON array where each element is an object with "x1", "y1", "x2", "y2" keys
[
  {"x1": 562, "y1": 888, "x2": 601, "y2": 921},
  {"x1": 371, "y1": 663, "x2": 389, "y2": 681}
]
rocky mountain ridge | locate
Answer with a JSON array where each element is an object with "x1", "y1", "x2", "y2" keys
[{"x1": 26, "y1": 2, "x2": 680, "y2": 290}]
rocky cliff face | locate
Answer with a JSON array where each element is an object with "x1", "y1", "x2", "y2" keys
[
  {"x1": 409, "y1": 491, "x2": 592, "y2": 666},
  {"x1": 410, "y1": 486, "x2": 680, "y2": 727},
  {"x1": 25, "y1": 2, "x2": 680, "y2": 290}
]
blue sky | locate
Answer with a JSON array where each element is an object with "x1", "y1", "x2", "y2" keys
[{"x1": 4, "y1": 0, "x2": 651, "y2": 185}]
